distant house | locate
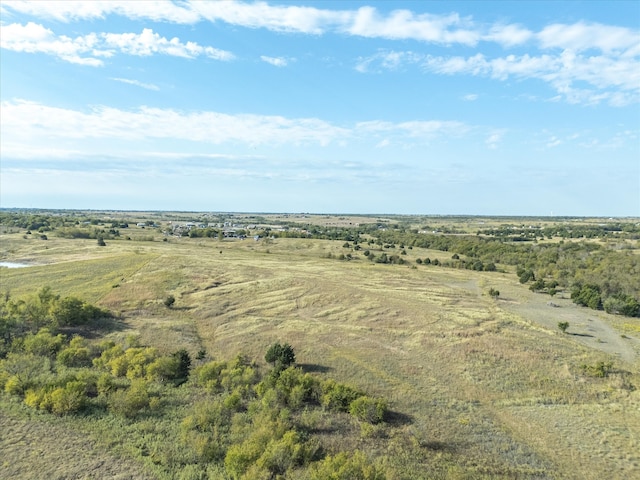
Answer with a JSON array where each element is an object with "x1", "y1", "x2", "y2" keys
[{"x1": 136, "y1": 223, "x2": 146, "y2": 227}]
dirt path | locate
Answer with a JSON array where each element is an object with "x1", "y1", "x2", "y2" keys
[{"x1": 496, "y1": 283, "x2": 639, "y2": 365}]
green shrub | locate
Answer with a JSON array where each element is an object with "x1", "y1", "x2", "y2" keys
[
  {"x1": 147, "y1": 355, "x2": 180, "y2": 383},
  {"x1": 310, "y1": 450, "x2": 386, "y2": 480},
  {"x1": 96, "y1": 372, "x2": 118, "y2": 396},
  {"x1": 23, "y1": 328, "x2": 65, "y2": 358},
  {"x1": 194, "y1": 360, "x2": 227, "y2": 391},
  {"x1": 581, "y1": 361, "x2": 613, "y2": 378},
  {"x1": 57, "y1": 344, "x2": 92, "y2": 368},
  {"x1": 604, "y1": 294, "x2": 640, "y2": 317},
  {"x1": 321, "y1": 380, "x2": 363, "y2": 412},
  {"x1": 24, "y1": 387, "x2": 51, "y2": 410},
  {"x1": 5, "y1": 374, "x2": 26, "y2": 395},
  {"x1": 49, "y1": 381, "x2": 87, "y2": 415},
  {"x1": 180, "y1": 398, "x2": 234, "y2": 462},
  {"x1": 255, "y1": 430, "x2": 313, "y2": 477},
  {"x1": 349, "y1": 396, "x2": 387, "y2": 424},
  {"x1": 108, "y1": 379, "x2": 150, "y2": 418}
]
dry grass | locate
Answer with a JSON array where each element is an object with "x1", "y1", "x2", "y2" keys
[
  {"x1": 1, "y1": 232, "x2": 639, "y2": 479},
  {"x1": 0, "y1": 410, "x2": 155, "y2": 479}
]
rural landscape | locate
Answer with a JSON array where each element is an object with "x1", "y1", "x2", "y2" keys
[
  {"x1": 1, "y1": 2, "x2": 638, "y2": 478},
  {"x1": 1, "y1": 209, "x2": 639, "y2": 479}
]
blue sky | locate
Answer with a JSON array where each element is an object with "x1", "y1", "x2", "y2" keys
[{"x1": 1, "y1": 1, "x2": 639, "y2": 216}]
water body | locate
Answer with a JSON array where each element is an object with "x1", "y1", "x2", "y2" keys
[{"x1": 0, "y1": 261, "x2": 31, "y2": 268}]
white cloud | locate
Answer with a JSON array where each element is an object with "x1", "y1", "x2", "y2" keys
[
  {"x1": 0, "y1": 23, "x2": 234, "y2": 65},
  {"x1": 1, "y1": 1, "x2": 533, "y2": 47},
  {"x1": 5, "y1": 0, "x2": 638, "y2": 63},
  {"x1": 356, "y1": 119, "x2": 468, "y2": 138},
  {"x1": 355, "y1": 50, "x2": 423, "y2": 73},
  {"x1": 102, "y1": 28, "x2": 233, "y2": 60},
  {"x1": 485, "y1": 131, "x2": 505, "y2": 149},
  {"x1": 462, "y1": 93, "x2": 478, "y2": 101},
  {"x1": 347, "y1": 6, "x2": 479, "y2": 45},
  {"x1": 260, "y1": 55, "x2": 288, "y2": 67},
  {"x1": 546, "y1": 136, "x2": 562, "y2": 148},
  {"x1": 537, "y1": 22, "x2": 639, "y2": 53},
  {"x1": 484, "y1": 23, "x2": 533, "y2": 47},
  {"x1": 1, "y1": 100, "x2": 349, "y2": 148},
  {"x1": 2, "y1": 100, "x2": 478, "y2": 160},
  {"x1": 0, "y1": 0, "x2": 200, "y2": 24},
  {"x1": 423, "y1": 51, "x2": 640, "y2": 106},
  {"x1": 110, "y1": 77, "x2": 160, "y2": 91},
  {"x1": 0, "y1": 22, "x2": 106, "y2": 66},
  {"x1": 193, "y1": 1, "x2": 351, "y2": 34}
]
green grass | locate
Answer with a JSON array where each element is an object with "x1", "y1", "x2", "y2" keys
[{"x1": 1, "y1": 232, "x2": 639, "y2": 479}]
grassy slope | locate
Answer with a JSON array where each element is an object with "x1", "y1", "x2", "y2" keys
[
  {"x1": 1, "y1": 232, "x2": 639, "y2": 479},
  {"x1": 1, "y1": 410, "x2": 155, "y2": 480}
]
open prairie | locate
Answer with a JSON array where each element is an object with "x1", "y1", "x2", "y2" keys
[{"x1": 1, "y1": 227, "x2": 639, "y2": 479}]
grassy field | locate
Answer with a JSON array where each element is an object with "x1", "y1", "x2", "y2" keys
[{"x1": 1, "y1": 229, "x2": 639, "y2": 479}]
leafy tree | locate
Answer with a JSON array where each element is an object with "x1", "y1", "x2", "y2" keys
[
  {"x1": 484, "y1": 262, "x2": 497, "y2": 272},
  {"x1": 529, "y1": 278, "x2": 546, "y2": 292},
  {"x1": 518, "y1": 269, "x2": 535, "y2": 284},
  {"x1": 51, "y1": 297, "x2": 88, "y2": 326},
  {"x1": 57, "y1": 337, "x2": 92, "y2": 367},
  {"x1": 265, "y1": 342, "x2": 295, "y2": 370},
  {"x1": 173, "y1": 348, "x2": 192, "y2": 380},
  {"x1": 164, "y1": 295, "x2": 176, "y2": 308},
  {"x1": 603, "y1": 294, "x2": 640, "y2": 317},
  {"x1": 488, "y1": 288, "x2": 500, "y2": 299},
  {"x1": 557, "y1": 321, "x2": 569, "y2": 334},
  {"x1": 571, "y1": 284, "x2": 602, "y2": 310},
  {"x1": 23, "y1": 328, "x2": 65, "y2": 358}
]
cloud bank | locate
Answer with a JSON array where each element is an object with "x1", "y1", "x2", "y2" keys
[{"x1": 0, "y1": 22, "x2": 234, "y2": 66}]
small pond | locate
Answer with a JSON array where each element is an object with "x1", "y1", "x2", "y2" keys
[{"x1": 0, "y1": 261, "x2": 32, "y2": 268}]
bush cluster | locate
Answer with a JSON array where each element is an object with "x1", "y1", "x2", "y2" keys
[{"x1": 1, "y1": 290, "x2": 393, "y2": 478}]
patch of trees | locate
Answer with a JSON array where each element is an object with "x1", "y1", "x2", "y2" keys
[
  {"x1": 187, "y1": 227, "x2": 222, "y2": 238},
  {"x1": 1, "y1": 290, "x2": 397, "y2": 478},
  {"x1": 478, "y1": 222, "x2": 640, "y2": 240},
  {"x1": 56, "y1": 227, "x2": 119, "y2": 240},
  {"x1": 367, "y1": 252, "x2": 406, "y2": 265},
  {"x1": 184, "y1": 352, "x2": 388, "y2": 478},
  {"x1": 368, "y1": 228, "x2": 639, "y2": 317},
  {"x1": 0, "y1": 211, "x2": 127, "y2": 232},
  {"x1": 0, "y1": 287, "x2": 112, "y2": 356}
]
